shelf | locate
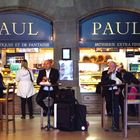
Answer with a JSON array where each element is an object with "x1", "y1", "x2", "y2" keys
[
  {"x1": 79, "y1": 63, "x2": 104, "y2": 93},
  {"x1": 80, "y1": 82, "x2": 98, "y2": 85},
  {"x1": 79, "y1": 73, "x2": 101, "y2": 76}
]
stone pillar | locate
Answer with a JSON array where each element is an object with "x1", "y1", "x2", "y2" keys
[{"x1": 53, "y1": 19, "x2": 81, "y2": 102}]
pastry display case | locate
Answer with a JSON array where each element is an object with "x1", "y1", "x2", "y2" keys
[{"x1": 79, "y1": 63, "x2": 104, "y2": 93}]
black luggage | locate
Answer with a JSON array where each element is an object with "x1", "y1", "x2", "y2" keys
[
  {"x1": 55, "y1": 102, "x2": 88, "y2": 131},
  {"x1": 75, "y1": 104, "x2": 88, "y2": 131},
  {"x1": 56, "y1": 103, "x2": 75, "y2": 131},
  {"x1": 55, "y1": 88, "x2": 75, "y2": 104}
]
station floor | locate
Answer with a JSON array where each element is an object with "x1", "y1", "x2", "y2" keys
[{"x1": 0, "y1": 114, "x2": 140, "y2": 140}]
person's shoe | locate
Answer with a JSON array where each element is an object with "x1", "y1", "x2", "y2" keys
[
  {"x1": 21, "y1": 116, "x2": 25, "y2": 119},
  {"x1": 43, "y1": 110, "x2": 47, "y2": 116},
  {"x1": 29, "y1": 116, "x2": 34, "y2": 119}
]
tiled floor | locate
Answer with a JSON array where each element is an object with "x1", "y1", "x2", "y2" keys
[{"x1": 0, "y1": 115, "x2": 140, "y2": 140}]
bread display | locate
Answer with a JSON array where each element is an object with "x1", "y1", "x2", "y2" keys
[
  {"x1": 104, "y1": 55, "x2": 112, "y2": 63},
  {"x1": 90, "y1": 55, "x2": 97, "y2": 63},
  {"x1": 96, "y1": 55, "x2": 104, "y2": 63}
]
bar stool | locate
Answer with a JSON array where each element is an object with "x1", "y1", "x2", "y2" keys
[
  {"x1": 40, "y1": 96, "x2": 54, "y2": 130},
  {"x1": 0, "y1": 83, "x2": 16, "y2": 134}
]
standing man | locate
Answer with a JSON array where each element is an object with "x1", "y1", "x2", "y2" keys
[
  {"x1": 101, "y1": 61, "x2": 123, "y2": 131},
  {"x1": 36, "y1": 59, "x2": 59, "y2": 116}
]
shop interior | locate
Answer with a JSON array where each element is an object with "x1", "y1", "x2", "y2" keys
[
  {"x1": 0, "y1": 47, "x2": 140, "y2": 94},
  {"x1": 0, "y1": 48, "x2": 53, "y2": 88},
  {"x1": 79, "y1": 47, "x2": 140, "y2": 93}
]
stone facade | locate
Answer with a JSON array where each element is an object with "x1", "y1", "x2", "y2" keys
[{"x1": 0, "y1": 0, "x2": 140, "y2": 114}]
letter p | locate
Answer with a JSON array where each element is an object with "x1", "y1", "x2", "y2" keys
[{"x1": 92, "y1": 22, "x2": 101, "y2": 35}]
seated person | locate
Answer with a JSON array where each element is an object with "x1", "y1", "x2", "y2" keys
[{"x1": 36, "y1": 59, "x2": 59, "y2": 116}]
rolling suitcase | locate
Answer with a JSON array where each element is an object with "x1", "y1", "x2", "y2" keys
[
  {"x1": 54, "y1": 103, "x2": 88, "y2": 131},
  {"x1": 75, "y1": 104, "x2": 88, "y2": 131},
  {"x1": 55, "y1": 88, "x2": 75, "y2": 104},
  {"x1": 54, "y1": 103, "x2": 75, "y2": 131}
]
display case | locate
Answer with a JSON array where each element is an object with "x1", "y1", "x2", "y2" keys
[
  {"x1": 3, "y1": 53, "x2": 25, "y2": 79},
  {"x1": 129, "y1": 63, "x2": 140, "y2": 79},
  {"x1": 79, "y1": 63, "x2": 106, "y2": 93},
  {"x1": 79, "y1": 62, "x2": 106, "y2": 114}
]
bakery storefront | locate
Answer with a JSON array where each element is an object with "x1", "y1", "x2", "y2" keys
[
  {"x1": 0, "y1": 10, "x2": 54, "y2": 83},
  {"x1": 0, "y1": 9, "x2": 54, "y2": 114},
  {"x1": 79, "y1": 10, "x2": 140, "y2": 113}
]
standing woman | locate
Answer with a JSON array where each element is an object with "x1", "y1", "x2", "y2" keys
[{"x1": 16, "y1": 59, "x2": 35, "y2": 119}]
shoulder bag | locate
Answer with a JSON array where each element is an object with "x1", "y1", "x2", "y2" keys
[{"x1": 27, "y1": 69, "x2": 33, "y2": 82}]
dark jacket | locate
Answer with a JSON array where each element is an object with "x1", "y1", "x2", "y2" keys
[
  {"x1": 101, "y1": 70, "x2": 122, "y2": 85},
  {"x1": 37, "y1": 68, "x2": 59, "y2": 93},
  {"x1": 122, "y1": 71, "x2": 139, "y2": 84},
  {"x1": 101, "y1": 70, "x2": 123, "y2": 96}
]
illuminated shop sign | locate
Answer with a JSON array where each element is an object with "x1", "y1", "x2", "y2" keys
[
  {"x1": 0, "y1": 11, "x2": 53, "y2": 48},
  {"x1": 79, "y1": 10, "x2": 140, "y2": 47}
]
